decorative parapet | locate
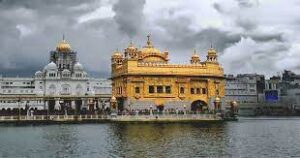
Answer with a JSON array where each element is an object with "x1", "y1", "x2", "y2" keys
[{"x1": 137, "y1": 62, "x2": 207, "y2": 68}]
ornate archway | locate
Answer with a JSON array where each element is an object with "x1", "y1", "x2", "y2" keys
[
  {"x1": 61, "y1": 84, "x2": 71, "y2": 95},
  {"x1": 191, "y1": 100, "x2": 207, "y2": 111},
  {"x1": 48, "y1": 100, "x2": 55, "y2": 113}
]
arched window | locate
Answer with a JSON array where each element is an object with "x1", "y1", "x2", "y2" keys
[
  {"x1": 135, "y1": 87, "x2": 140, "y2": 93},
  {"x1": 49, "y1": 84, "x2": 56, "y2": 95},
  {"x1": 190, "y1": 88, "x2": 194, "y2": 94},
  {"x1": 196, "y1": 88, "x2": 201, "y2": 94},
  {"x1": 76, "y1": 73, "x2": 82, "y2": 78},
  {"x1": 61, "y1": 84, "x2": 71, "y2": 95},
  {"x1": 202, "y1": 88, "x2": 207, "y2": 94},
  {"x1": 180, "y1": 87, "x2": 184, "y2": 94},
  {"x1": 49, "y1": 73, "x2": 56, "y2": 77}
]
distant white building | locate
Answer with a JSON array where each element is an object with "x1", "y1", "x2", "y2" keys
[
  {"x1": 0, "y1": 38, "x2": 111, "y2": 111},
  {"x1": 225, "y1": 74, "x2": 265, "y2": 104}
]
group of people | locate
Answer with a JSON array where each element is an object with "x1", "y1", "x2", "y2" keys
[
  {"x1": 0, "y1": 102, "x2": 112, "y2": 116},
  {"x1": 117, "y1": 107, "x2": 191, "y2": 116}
]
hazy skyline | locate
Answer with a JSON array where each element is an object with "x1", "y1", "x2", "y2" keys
[{"x1": 0, "y1": 0, "x2": 300, "y2": 77}]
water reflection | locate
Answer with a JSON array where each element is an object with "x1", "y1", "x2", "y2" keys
[
  {"x1": 1, "y1": 118, "x2": 300, "y2": 157},
  {"x1": 109, "y1": 123, "x2": 226, "y2": 157},
  {"x1": 224, "y1": 118, "x2": 300, "y2": 157},
  {"x1": 42, "y1": 125, "x2": 80, "y2": 157}
]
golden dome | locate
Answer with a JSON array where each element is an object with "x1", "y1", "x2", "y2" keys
[
  {"x1": 112, "y1": 49, "x2": 122, "y2": 57},
  {"x1": 192, "y1": 49, "x2": 199, "y2": 58},
  {"x1": 137, "y1": 34, "x2": 169, "y2": 63},
  {"x1": 139, "y1": 34, "x2": 162, "y2": 54},
  {"x1": 127, "y1": 41, "x2": 136, "y2": 50},
  {"x1": 207, "y1": 47, "x2": 217, "y2": 56},
  {"x1": 190, "y1": 49, "x2": 200, "y2": 64},
  {"x1": 56, "y1": 39, "x2": 71, "y2": 52},
  {"x1": 110, "y1": 96, "x2": 117, "y2": 102},
  {"x1": 215, "y1": 96, "x2": 221, "y2": 103},
  {"x1": 139, "y1": 47, "x2": 162, "y2": 54}
]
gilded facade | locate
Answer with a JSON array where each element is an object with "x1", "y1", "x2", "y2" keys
[{"x1": 111, "y1": 35, "x2": 225, "y2": 112}]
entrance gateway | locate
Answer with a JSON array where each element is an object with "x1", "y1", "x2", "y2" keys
[{"x1": 191, "y1": 100, "x2": 207, "y2": 111}]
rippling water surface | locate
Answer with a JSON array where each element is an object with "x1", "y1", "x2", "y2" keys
[{"x1": 1, "y1": 117, "x2": 300, "y2": 157}]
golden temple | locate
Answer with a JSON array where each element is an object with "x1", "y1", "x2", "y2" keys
[{"x1": 111, "y1": 35, "x2": 225, "y2": 112}]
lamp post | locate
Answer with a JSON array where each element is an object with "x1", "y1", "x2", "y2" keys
[{"x1": 150, "y1": 105, "x2": 153, "y2": 116}]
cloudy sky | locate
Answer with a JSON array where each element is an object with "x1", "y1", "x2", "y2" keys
[{"x1": 0, "y1": 0, "x2": 300, "y2": 78}]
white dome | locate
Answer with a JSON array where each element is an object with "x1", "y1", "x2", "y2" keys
[
  {"x1": 74, "y1": 62, "x2": 84, "y2": 71},
  {"x1": 35, "y1": 70, "x2": 42, "y2": 75},
  {"x1": 44, "y1": 62, "x2": 57, "y2": 71},
  {"x1": 35, "y1": 70, "x2": 43, "y2": 77}
]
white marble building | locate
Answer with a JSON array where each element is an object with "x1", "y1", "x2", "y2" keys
[
  {"x1": 225, "y1": 74, "x2": 260, "y2": 104},
  {"x1": 0, "y1": 38, "x2": 111, "y2": 111}
]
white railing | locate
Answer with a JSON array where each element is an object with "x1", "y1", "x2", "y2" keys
[
  {"x1": 0, "y1": 114, "x2": 221, "y2": 121},
  {"x1": 112, "y1": 114, "x2": 220, "y2": 120}
]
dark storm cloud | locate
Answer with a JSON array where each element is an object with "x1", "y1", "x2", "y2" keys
[
  {"x1": 156, "y1": 16, "x2": 240, "y2": 52},
  {"x1": 0, "y1": 0, "x2": 103, "y2": 76},
  {"x1": 195, "y1": 29, "x2": 241, "y2": 52},
  {"x1": 0, "y1": 0, "x2": 300, "y2": 77},
  {"x1": 249, "y1": 33, "x2": 284, "y2": 42},
  {"x1": 0, "y1": 0, "x2": 96, "y2": 10},
  {"x1": 212, "y1": 3, "x2": 224, "y2": 14},
  {"x1": 236, "y1": 0, "x2": 259, "y2": 8},
  {"x1": 236, "y1": 18, "x2": 257, "y2": 31},
  {"x1": 112, "y1": 0, "x2": 146, "y2": 38}
]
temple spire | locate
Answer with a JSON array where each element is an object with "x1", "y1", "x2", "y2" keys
[
  {"x1": 62, "y1": 34, "x2": 66, "y2": 42},
  {"x1": 145, "y1": 34, "x2": 153, "y2": 48},
  {"x1": 147, "y1": 34, "x2": 150, "y2": 45},
  {"x1": 129, "y1": 41, "x2": 134, "y2": 47}
]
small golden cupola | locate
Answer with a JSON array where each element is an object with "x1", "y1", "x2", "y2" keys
[
  {"x1": 190, "y1": 49, "x2": 201, "y2": 64},
  {"x1": 206, "y1": 45, "x2": 218, "y2": 63},
  {"x1": 111, "y1": 49, "x2": 123, "y2": 65},
  {"x1": 56, "y1": 36, "x2": 72, "y2": 52},
  {"x1": 124, "y1": 41, "x2": 138, "y2": 58}
]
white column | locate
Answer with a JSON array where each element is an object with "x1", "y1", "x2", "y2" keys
[
  {"x1": 45, "y1": 100, "x2": 49, "y2": 110},
  {"x1": 150, "y1": 105, "x2": 153, "y2": 116},
  {"x1": 71, "y1": 100, "x2": 76, "y2": 110},
  {"x1": 82, "y1": 98, "x2": 88, "y2": 110},
  {"x1": 55, "y1": 99, "x2": 60, "y2": 110},
  {"x1": 97, "y1": 99, "x2": 101, "y2": 109}
]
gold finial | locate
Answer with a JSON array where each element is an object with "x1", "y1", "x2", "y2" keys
[
  {"x1": 63, "y1": 34, "x2": 65, "y2": 42},
  {"x1": 147, "y1": 34, "x2": 150, "y2": 44},
  {"x1": 129, "y1": 41, "x2": 134, "y2": 47},
  {"x1": 192, "y1": 49, "x2": 199, "y2": 58},
  {"x1": 146, "y1": 34, "x2": 153, "y2": 47}
]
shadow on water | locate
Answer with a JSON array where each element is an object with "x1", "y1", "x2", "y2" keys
[{"x1": 107, "y1": 123, "x2": 227, "y2": 158}]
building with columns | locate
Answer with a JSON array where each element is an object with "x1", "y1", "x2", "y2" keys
[
  {"x1": 111, "y1": 35, "x2": 225, "y2": 112},
  {"x1": 0, "y1": 38, "x2": 111, "y2": 112}
]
